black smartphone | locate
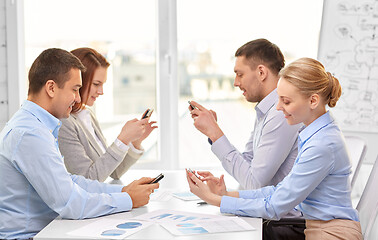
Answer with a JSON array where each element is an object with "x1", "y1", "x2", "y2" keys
[
  {"x1": 142, "y1": 108, "x2": 154, "y2": 119},
  {"x1": 149, "y1": 173, "x2": 164, "y2": 184},
  {"x1": 188, "y1": 101, "x2": 197, "y2": 110}
]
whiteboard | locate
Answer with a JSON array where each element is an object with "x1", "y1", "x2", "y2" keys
[{"x1": 318, "y1": 0, "x2": 378, "y2": 132}]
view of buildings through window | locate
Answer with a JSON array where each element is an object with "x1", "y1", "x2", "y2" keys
[{"x1": 24, "y1": 0, "x2": 323, "y2": 169}]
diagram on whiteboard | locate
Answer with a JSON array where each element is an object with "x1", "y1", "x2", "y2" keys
[{"x1": 318, "y1": 0, "x2": 378, "y2": 132}]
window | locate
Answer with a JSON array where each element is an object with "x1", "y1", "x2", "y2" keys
[
  {"x1": 23, "y1": 0, "x2": 323, "y2": 169},
  {"x1": 24, "y1": 0, "x2": 158, "y2": 163},
  {"x1": 177, "y1": 0, "x2": 323, "y2": 168}
]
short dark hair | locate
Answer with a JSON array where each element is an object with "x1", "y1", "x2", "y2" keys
[
  {"x1": 28, "y1": 48, "x2": 86, "y2": 95},
  {"x1": 235, "y1": 39, "x2": 285, "y2": 75}
]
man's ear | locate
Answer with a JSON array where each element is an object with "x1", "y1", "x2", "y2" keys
[
  {"x1": 45, "y1": 80, "x2": 56, "y2": 98},
  {"x1": 309, "y1": 94, "x2": 320, "y2": 110},
  {"x1": 257, "y1": 65, "x2": 268, "y2": 82}
]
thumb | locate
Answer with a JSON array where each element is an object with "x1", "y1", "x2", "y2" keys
[
  {"x1": 191, "y1": 101, "x2": 206, "y2": 111},
  {"x1": 220, "y1": 175, "x2": 225, "y2": 185},
  {"x1": 140, "y1": 118, "x2": 149, "y2": 124},
  {"x1": 188, "y1": 171, "x2": 202, "y2": 185},
  {"x1": 137, "y1": 177, "x2": 154, "y2": 184},
  {"x1": 210, "y1": 110, "x2": 218, "y2": 121}
]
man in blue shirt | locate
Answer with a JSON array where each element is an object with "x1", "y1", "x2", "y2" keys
[{"x1": 0, "y1": 48, "x2": 159, "y2": 239}]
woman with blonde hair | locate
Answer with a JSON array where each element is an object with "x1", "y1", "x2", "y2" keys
[{"x1": 186, "y1": 57, "x2": 362, "y2": 239}]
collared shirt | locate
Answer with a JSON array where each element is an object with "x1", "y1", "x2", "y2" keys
[
  {"x1": 77, "y1": 108, "x2": 107, "y2": 153},
  {"x1": 212, "y1": 89, "x2": 301, "y2": 189},
  {"x1": 0, "y1": 100, "x2": 132, "y2": 239},
  {"x1": 220, "y1": 112, "x2": 359, "y2": 222}
]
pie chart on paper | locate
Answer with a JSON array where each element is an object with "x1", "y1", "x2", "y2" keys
[{"x1": 116, "y1": 222, "x2": 143, "y2": 229}]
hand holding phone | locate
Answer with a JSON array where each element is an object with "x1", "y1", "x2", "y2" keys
[
  {"x1": 186, "y1": 168, "x2": 200, "y2": 178},
  {"x1": 142, "y1": 108, "x2": 154, "y2": 119},
  {"x1": 149, "y1": 173, "x2": 164, "y2": 184},
  {"x1": 188, "y1": 101, "x2": 197, "y2": 111}
]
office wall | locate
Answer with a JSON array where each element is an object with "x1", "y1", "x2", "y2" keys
[{"x1": 0, "y1": 0, "x2": 8, "y2": 130}]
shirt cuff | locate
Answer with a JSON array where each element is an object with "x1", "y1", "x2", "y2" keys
[
  {"x1": 104, "y1": 184, "x2": 124, "y2": 194},
  {"x1": 109, "y1": 192, "x2": 133, "y2": 211},
  {"x1": 220, "y1": 195, "x2": 238, "y2": 215},
  {"x1": 211, "y1": 135, "x2": 234, "y2": 160},
  {"x1": 114, "y1": 138, "x2": 130, "y2": 153},
  {"x1": 128, "y1": 142, "x2": 144, "y2": 154}
]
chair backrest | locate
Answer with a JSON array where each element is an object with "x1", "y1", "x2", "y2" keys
[
  {"x1": 366, "y1": 212, "x2": 378, "y2": 240},
  {"x1": 344, "y1": 135, "x2": 367, "y2": 187},
  {"x1": 356, "y1": 156, "x2": 378, "y2": 237}
]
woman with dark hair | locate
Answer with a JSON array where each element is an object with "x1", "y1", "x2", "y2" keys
[{"x1": 58, "y1": 47, "x2": 157, "y2": 182}]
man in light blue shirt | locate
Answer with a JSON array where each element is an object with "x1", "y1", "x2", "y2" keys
[
  {"x1": 189, "y1": 39, "x2": 301, "y2": 189},
  {"x1": 0, "y1": 48, "x2": 159, "y2": 239}
]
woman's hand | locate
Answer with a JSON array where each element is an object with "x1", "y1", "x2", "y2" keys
[
  {"x1": 197, "y1": 171, "x2": 227, "y2": 196},
  {"x1": 118, "y1": 118, "x2": 149, "y2": 145},
  {"x1": 132, "y1": 120, "x2": 158, "y2": 149},
  {"x1": 186, "y1": 170, "x2": 222, "y2": 207}
]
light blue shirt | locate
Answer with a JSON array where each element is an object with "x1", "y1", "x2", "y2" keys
[
  {"x1": 220, "y1": 111, "x2": 359, "y2": 221},
  {"x1": 0, "y1": 100, "x2": 132, "y2": 239},
  {"x1": 212, "y1": 89, "x2": 301, "y2": 189}
]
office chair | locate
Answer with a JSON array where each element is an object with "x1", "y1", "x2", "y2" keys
[
  {"x1": 366, "y1": 212, "x2": 378, "y2": 240},
  {"x1": 344, "y1": 135, "x2": 367, "y2": 188},
  {"x1": 356, "y1": 155, "x2": 378, "y2": 239}
]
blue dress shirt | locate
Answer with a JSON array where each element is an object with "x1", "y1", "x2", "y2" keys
[
  {"x1": 0, "y1": 100, "x2": 132, "y2": 239},
  {"x1": 220, "y1": 112, "x2": 359, "y2": 221},
  {"x1": 211, "y1": 89, "x2": 301, "y2": 189}
]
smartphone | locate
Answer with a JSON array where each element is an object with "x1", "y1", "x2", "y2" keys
[
  {"x1": 188, "y1": 101, "x2": 197, "y2": 110},
  {"x1": 142, "y1": 108, "x2": 154, "y2": 119},
  {"x1": 186, "y1": 168, "x2": 200, "y2": 178},
  {"x1": 149, "y1": 173, "x2": 164, "y2": 184}
]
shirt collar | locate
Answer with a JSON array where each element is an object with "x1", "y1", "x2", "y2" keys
[
  {"x1": 298, "y1": 111, "x2": 334, "y2": 147},
  {"x1": 255, "y1": 89, "x2": 278, "y2": 119},
  {"x1": 21, "y1": 100, "x2": 62, "y2": 137}
]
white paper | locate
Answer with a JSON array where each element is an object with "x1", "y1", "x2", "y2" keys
[
  {"x1": 160, "y1": 217, "x2": 255, "y2": 235},
  {"x1": 150, "y1": 189, "x2": 173, "y2": 201},
  {"x1": 171, "y1": 191, "x2": 200, "y2": 201},
  {"x1": 67, "y1": 218, "x2": 152, "y2": 239},
  {"x1": 132, "y1": 209, "x2": 224, "y2": 223}
]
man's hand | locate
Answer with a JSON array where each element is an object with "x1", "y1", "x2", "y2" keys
[
  {"x1": 197, "y1": 171, "x2": 227, "y2": 196},
  {"x1": 188, "y1": 101, "x2": 224, "y2": 142},
  {"x1": 122, "y1": 177, "x2": 159, "y2": 208}
]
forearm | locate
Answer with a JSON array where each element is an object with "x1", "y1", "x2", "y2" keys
[
  {"x1": 226, "y1": 191, "x2": 239, "y2": 197},
  {"x1": 211, "y1": 136, "x2": 260, "y2": 189},
  {"x1": 64, "y1": 143, "x2": 127, "y2": 182},
  {"x1": 110, "y1": 150, "x2": 141, "y2": 180}
]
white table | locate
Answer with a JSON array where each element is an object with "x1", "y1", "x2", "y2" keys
[{"x1": 35, "y1": 170, "x2": 262, "y2": 239}]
